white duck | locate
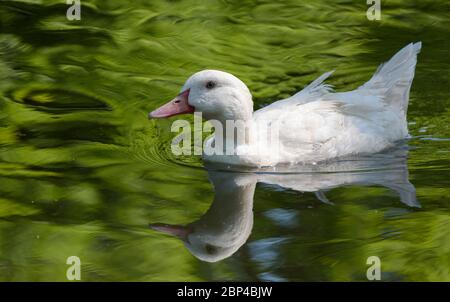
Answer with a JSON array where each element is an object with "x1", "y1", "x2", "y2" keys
[{"x1": 150, "y1": 42, "x2": 421, "y2": 167}]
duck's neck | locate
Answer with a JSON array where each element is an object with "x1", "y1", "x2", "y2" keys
[
  {"x1": 211, "y1": 118, "x2": 255, "y2": 155},
  {"x1": 205, "y1": 96, "x2": 255, "y2": 155},
  {"x1": 193, "y1": 172, "x2": 256, "y2": 233}
]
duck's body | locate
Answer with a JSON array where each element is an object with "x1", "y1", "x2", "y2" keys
[
  {"x1": 204, "y1": 84, "x2": 410, "y2": 166},
  {"x1": 150, "y1": 42, "x2": 422, "y2": 167}
]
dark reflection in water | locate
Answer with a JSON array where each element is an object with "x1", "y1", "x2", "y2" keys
[{"x1": 151, "y1": 145, "x2": 418, "y2": 263}]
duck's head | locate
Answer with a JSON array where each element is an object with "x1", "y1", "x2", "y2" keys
[
  {"x1": 150, "y1": 222, "x2": 251, "y2": 263},
  {"x1": 149, "y1": 170, "x2": 256, "y2": 263},
  {"x1": 149, "y1": 70, "x2": 253, "y2": 122}
]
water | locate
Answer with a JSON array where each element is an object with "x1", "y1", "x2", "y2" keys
[{"x1": 0, "y1": 0, "x2": 449, "y2": 281}]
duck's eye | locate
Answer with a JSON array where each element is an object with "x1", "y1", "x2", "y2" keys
[
  {"x1": 205, "y1": 81, "x2": 216, "y2": 89},
  {"x1": 205, "y1": 244, "x2": 217, "y2": 255}
]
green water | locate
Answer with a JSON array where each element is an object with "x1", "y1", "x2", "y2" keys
[{"x1": 0, "y1": 0, "x2": 449, "y2": 281}]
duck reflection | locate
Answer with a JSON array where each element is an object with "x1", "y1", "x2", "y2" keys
[{"x1": 150, "y1": 146, "x2": 418, "y2": 262}]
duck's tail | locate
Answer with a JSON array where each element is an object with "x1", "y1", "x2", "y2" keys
[{"x1": 358, "y1": 42, "x2": 422, "y2": 117}]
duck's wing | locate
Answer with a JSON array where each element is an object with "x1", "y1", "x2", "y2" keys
[
  {"x1": 288, "y1": 70, "x2": 335, "y2": 104},
  {"x1": 256, "y1": 42, "x2": 421, "y2": 118},
  {"x1": 254, "y1": 71, "x2": 334, "y2": 116},
  {"x1": 253, "y1": 98, "x2": 405, "y2": 164}
]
